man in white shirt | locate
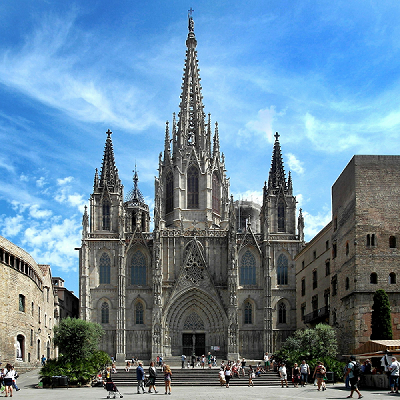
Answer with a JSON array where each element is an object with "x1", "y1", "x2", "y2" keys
[{"x1": 389, "y1": 356, "x2": 400, "y2": 394}]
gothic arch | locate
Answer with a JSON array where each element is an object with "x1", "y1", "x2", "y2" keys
[
  {"x1": 163, "y1": 288, "x2": 228, "y2": 356},
  {"x1": 96, "y1": 297, "x2": 112, "y2": 325},
  {"x1": 241, "y1": 297, "x2": 256, "y2": 326},
  {"x1": 238, "y1": 247, "x2": 260, "y2": 286},
  {"x1": 273, "y1": 297, "x2": 291, "y2": 327},
  {"x1": 126, "y1": 245, "x2": 151, "y2": 286},
  {"x1": 96, "y1": 250, "x2": 112, "y2": 285},
  {"x1": 276, "y1": 252, "x2": 290, "y2": 286}
]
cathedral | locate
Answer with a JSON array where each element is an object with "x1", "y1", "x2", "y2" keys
[{"x1": 79, "y1": 15, "x2": 305, "y2": 362}]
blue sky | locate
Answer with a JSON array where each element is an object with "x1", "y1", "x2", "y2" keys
[{"x1": 1, "y1": 1, "x2": 400, "y2": 295}]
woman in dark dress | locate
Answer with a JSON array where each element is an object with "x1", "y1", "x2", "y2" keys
[{"x1": 292, "y1": 363, "x2": 301, "y2": 388}]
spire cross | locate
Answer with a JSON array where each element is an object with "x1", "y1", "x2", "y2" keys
[
  {"x1": 274, "y1": 132, "x2": 280, "y2": 141},
  {"x1": 188, "y1": 7, "x2": 194, "y2": 17},
  {"x1": 106, "y1": 129, "x2": 113, "y2": 138}
]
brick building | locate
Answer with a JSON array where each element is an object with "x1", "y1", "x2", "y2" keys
[
  {"x1": 0, "y1": 235, "x2": 55, "y2": 367},
  {"x1": 296, "y1": 155, "x2": 400, "y2": 355},
  {"x1": 53, "y1": 277, "x2": 79, "y2": 320}
]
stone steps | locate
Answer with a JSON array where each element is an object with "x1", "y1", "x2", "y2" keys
[{"x1": 111, "y1": 368, "x2": 282, "y2": 387}]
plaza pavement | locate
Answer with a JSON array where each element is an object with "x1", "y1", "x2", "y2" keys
[{"x1": 8, "y1": 368, "x2": 393, "y2": 400}]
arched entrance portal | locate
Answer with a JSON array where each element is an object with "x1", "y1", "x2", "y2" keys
[{"x1": 164, "y1": 288, "x2": 227, "y2": 358}]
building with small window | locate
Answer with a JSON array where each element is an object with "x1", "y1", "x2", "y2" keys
[
  {"x1": 78, "y1": 15, "x2": 304, "y2": 362},
  {"x1": 0, "y1": 235, "x2": 55, "y2": 368},
  {"x1": 295, "y1": 155, "x2": 400, "y2": 355},
  {"x1": 52, "y1": 277, "x2": 79, "y2": 321}
]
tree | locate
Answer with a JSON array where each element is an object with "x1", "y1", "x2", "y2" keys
[
  {"x1": 371, "y1": 289, "x2": 393, "y2": 340},
  {"x1": 54, "y1": 317, "x2": 104, "y2": 362}
]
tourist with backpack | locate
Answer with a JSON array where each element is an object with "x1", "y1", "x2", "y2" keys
[{"x1": 344, "y1": 355, "x2": 363, "y2": 399}]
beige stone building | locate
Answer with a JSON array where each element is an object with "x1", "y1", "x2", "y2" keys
[
  {"x1": 0, "y1": 235, "x2": 55, "y2": 367},
  {"x1": 53, "y1": 277, "x2": 79, "y2": 320},
  {"x1": 296, "y1": 155, "x2": 400, "y2": 355},
  {"x1": 79, "y1": 15, "x2": 304, "y2": 362}
]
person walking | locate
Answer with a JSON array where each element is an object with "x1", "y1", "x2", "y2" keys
[
  {"x1": 248, "y1": 365, "x2": 255, "y2": 387},
  {"x1": 292, "y1": 363, "x2": 300, "y2": 388},
  {"x1": 313, "y1": 361, "x2": 325, "y2": 391},
  {"x1": 181, "y1": 354, "x2": 186, "y2": 369},
  {"x1": 41, "y1": 355, "x2": 46, "y2": 366},
  {"x1": 300, "y1": 360, "x2": 310, "y2": 386},
  {"x1": 224, "y1": 364, "x2": 232, "y2": 388},
  {"x1": 3, "y1": 363, "x2": 16, "y2": 398},
  {"x1": 279, "y1": 362, "x2": 288, "y2": 388},
  {"x1": 148, "y1": 361, "x2": 158, "y2": 393},
  {"x1": 263, "y1": 353, "x2": 270, "y2": 371},
  {"x1": 164, "y1": 365, "x2": 172, "y2": 395},
  {"x1": 344, "y1": 355, "x2": 363, "y2": 399},
  {"x1": 136, "y1": 361, "x2": 145, "y2": 394},
  {"x1": 389, "y1": 356, "x2": 400, "y2": 394}
]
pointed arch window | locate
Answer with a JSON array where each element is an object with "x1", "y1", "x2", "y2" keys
[
  {"x1": 135, "y1": 302, "x2": 144, "y2": 325},
  {"x1": 240, "y1": 250, "x2": 256, "y2": 285},
  {"x1": 166, "y1": 171, "x2": 174, "y2": 214},
  {"x1": 101, "y1": 302, "x2": 109, "y2": 324},
  {"x1": 102, "y1": 199, "x2": 110, "y2": 230},
  {"x1": 131, "y1": 251, "x2": 146, "y2": 286},
  {"x1": 99, "y1": 253, "x2": 111, "y2": 284},
  {"x1": 278, "y1": 200, "x2": 285, "y2": 232},
  {"x1": 212, "y1": 172, "x2": 220, "y2": 214},
  {"x1": 278, "y1": 302, "x2": 287, "y2": 324},
  {"x1": 277, "y1": 254, "x2": 288, "y2": 285},
  {"x1": 187, "y1": 165, "x2": 199, "y2": 209},
  {"x1": 131, "y1": 210, "x2": 137, "y2": 231},
  {"x1": 244, "y1": 300, "x2": 253, "y2": 324}
]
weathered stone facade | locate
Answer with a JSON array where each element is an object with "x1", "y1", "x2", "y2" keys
[
  {"x1": 296, "y1": 155, "x2": 400, "y2": 355},
  {"x1": 0, "y1": 235, "x2": 55, "y2": 367},
  {"x1": 79, "y1": 16, "x2": 304, "y2": 362}
]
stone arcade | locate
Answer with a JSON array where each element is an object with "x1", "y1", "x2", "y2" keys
[{"x1": 78, "y1": 15, "x2": 304, "y2": 362}]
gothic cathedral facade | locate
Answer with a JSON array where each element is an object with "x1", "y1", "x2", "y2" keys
[{"x1": 79, "y1": 16, "x2": 305, "y2": 362}]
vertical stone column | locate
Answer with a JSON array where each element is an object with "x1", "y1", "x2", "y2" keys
[
  {"x1": 116, "y1": 251, "x2": 126, "y2": 363},
  {"x1": 227, "y1": 240, "x2": 239, "y2": 360}
]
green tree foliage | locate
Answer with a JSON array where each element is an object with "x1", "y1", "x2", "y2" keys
[
  {"x1": 40, "y1": 318, "x2": 109, "y2": 386},
  {"x1": 275, "y1": 323, "x2": 345, "y2": 380},
  {"x1": 371, "y1": 289, "x2": 393, "y2": 340},
  {"x1": 54, "y1": 317, "x2": 104, "y2": 362}
]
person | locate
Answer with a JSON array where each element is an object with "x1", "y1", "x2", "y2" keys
[
  {"x1": 264, "y1": 353, "x2": 270, "y2": 371},
  {"x1": 344, "y1": 355, "x2": 363, "y2": 399},
  {"x1": 201, "y1": 355, "x2": 205, "y2": 369},
  {"x1": 364, "y1": 359, "x2": 372, "y2": 374},
  {"x1": 320, "y1": 362, "x2": 327, "y2": 391},
  {"x1": 248, "y1": 365, "x2": 255, "y2": 387},
  {"x1": 41, "y1": 355, "x2": 46, "y2": 366},
  {"x1": 125, "y1": 360, "x2": 131, "y2": 372},
  {"x1": 292, "y1": 362, "x2": 300, "y2": 388},
  {"x1": 207, "y1": 352, "x2": 212, "y2": 369},
  {"x1": 136, "y1": 361, "x2": 145, "y2": 394},
  {"x1": 224, "y1": 364, "x2": 232, "y2": 388},
  {"x1": 3, "y1": 363, "x2": 16, "y2": 398},
  {"x1": 191, "y1": 354, "x2": 196, "y2": 369},
  {"x1": 181, "y1": 354, "x2": 186, "y2": 369},
  {"x1": 241, "y1": 358, "x2": 246, "y2": 377},
  {"x1": 313, "y1": 361, "x2": 325, "y2": 391},
  {"x1": 159, "y1": 355, "x2": 163, "y2": 367},
  {"x1": 11, "y1": 366, "x2": 20, "y2": 392},
  {"x1": 389, "y1": 356, "x2": 400, "y2": 394},
  {"x1": 279, "y1": 362, "x2": 288, "y2": 388},
  {"x1": 300, "y1": 359, "x2": 310, "y2": 386},
  {"x1": 148, "y1": 361, "x2": 158, "y2": 393},
  {"x1": 164, "y1": 364, "x2": 172, "y2": 395},
  {"x1": 218, "y1": 368, "x2": 226, "y2": 386}
]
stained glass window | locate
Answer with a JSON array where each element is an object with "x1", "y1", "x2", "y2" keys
[
  {"x1": 240, "y1": 250, "x2": 256, "y2": 285},
  {"x1": 277, "y1": 254, "x2": 288, "y2": 285},
  {"x1": 278, "y1": 302, "x2": 286, "y2": 324},
  {"x1": 99, "y1": 253, "x2": 111, "y2": 284},
  {"x1": 212, "y1": 172, "x2": 220, "y2": 214},
  {"x1": 166, "y1": 171, "x2": 174, "y2": 214},
  {"x1": 102, "y1": 200, "x2": 110, "y2": 230},
  {"x1": 187, "y1": 165, "x2": 199, "y2": 209},
  {"x1": 244, "y1": 301, "x2": 252, "y2": 324},
  {"x1": 101, "y1": 302, "x2": 109, "y2": 324},
  {"x1": 135, "y1": 302, "x2": 144, "y2": 324},
  {"x1": 131, "y1": 251, "x2": 146, "y2": 285}
]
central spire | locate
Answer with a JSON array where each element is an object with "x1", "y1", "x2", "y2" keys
[
  {"x1": 174, "y1": 12, "x2": 206, "y2": 153},
  {"x1": 267, "y1": 132, "x2": 287, "y2": 194}
]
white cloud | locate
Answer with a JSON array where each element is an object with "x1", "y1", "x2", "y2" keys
[
  {"x1": 20, "y1": 174, "x2": 29, "y2": 182},
  {"x1": 286, "y1": 153, "x2": 305, "y2": 175},
  {"x1": 0, "y1": 214, "x2": 24, "y2": 237},
  {"x1": 233, "y1": 190, "x2": 263, "y2": 205},
  {"x1": 36, "y1": 177, "x2": 46, "y2": 187},
  {"x1": 57, "y1": 176, "x2": 74, "y2": 185},
  {"x1": 303, "y1": 209, "x2": 331, "y2": 241},
  {"x1": 29, "y1": 204, "x2": 52, "y2": 219},
  {"x1": 0, "y1": 158, "x2": 15, "y2": 173}
]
